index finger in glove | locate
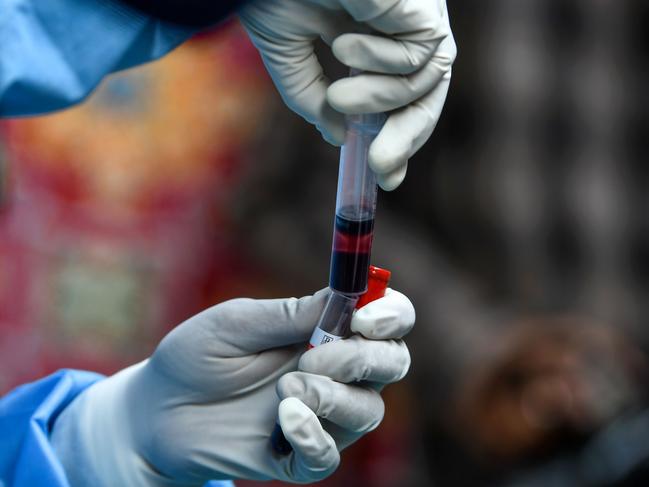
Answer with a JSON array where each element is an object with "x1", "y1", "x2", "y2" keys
[
  {"x1": 336, "y1": 0, "x2": 443, "y2": 36},
  {"x1": 331, "y1": 32, "x2": 444, "y2": 75},
  {"x1": 327, "y1": 58, "x2": 447, "y2": 115},
  {"x1": 299, "y1": 335, "x2": 411, "y2": 384},
  {"x1": 351, "y1": 288, "x2": 415, "y2": 340},
  {"x1": 332, "y1": 0, "x2": 447, "y2": 71}
]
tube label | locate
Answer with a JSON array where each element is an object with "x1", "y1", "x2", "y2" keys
[{"x1": 308, "y1": 327, "x2": 343, "y2": 349}]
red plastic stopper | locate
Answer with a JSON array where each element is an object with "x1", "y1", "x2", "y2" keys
[{"x1": 356, "y1": 265, "x2": 391, "y2": 309}]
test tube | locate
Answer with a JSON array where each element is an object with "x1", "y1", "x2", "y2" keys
[
  {"x1": 271, "y1": 104, "x2": 388, "y2": 454},
  {"x1": 306, "y1": 111, "x2": 386, "y2": 349},
  {"x1": 329, "y1": 112, "x2": 386, "y2": 296}
]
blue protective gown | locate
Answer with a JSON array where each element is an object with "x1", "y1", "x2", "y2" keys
[
  {"x1": 0, "y1": 0, "x2": 241, "y2": 485},
  {"x1": 2, "y1": 0, "x2": 203, "y2": 116},
  {"x1": 0, "y1": 371, "x2": 234, "y2": 487}
]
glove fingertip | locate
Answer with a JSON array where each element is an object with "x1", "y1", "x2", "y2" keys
[
  {"x1": 325, "y1": 81, "x2": 352, "y2": 114},
  {"x1": 377, "y1": 164, "x2": 408, "y2": 191},
  {"x1": 319, "y1": 106, "x2": 347, "y2": 146},
  {"x1": 321, "y1": 125, "x2": 346, "y2": 147},
  {"x1": 330, "y1": 34, "x2": 373, "y2": 71},
  {"x1": 278, "y1": 397, "x2": 310, "y2": 427},
  {"x1": 351, "y1": 289, "x2": 416, "y2": 339},
  {"x1": 368, "y1": 135, "x2": 404, "y2": 170},
  {"x1": 331, "y1": 34, "x2": 353, "y2": 66},
  {"x1": 279, "y1": 398, "x2": 340, "y2": 478}
]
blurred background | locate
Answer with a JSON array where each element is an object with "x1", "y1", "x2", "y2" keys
[{"x1": 2, "y1": 1, "x2": 649, "y2": 486}]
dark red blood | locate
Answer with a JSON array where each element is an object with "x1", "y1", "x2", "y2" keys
[{"x1": 330, "y1": 214, "x2": 375, "y2": 294}]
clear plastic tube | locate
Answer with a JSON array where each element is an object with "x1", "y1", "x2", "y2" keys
[
  {"x1": 271, "y1": 93, "x2": 387, "y2": 455},
  {"x1": 312, "y1": 112, "x2": 386, "y2": 346},
  {"x1": 329, "y1": 113, "x2": 386, "y2": 297}
]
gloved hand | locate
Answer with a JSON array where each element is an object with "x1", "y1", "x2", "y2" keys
[
  {"x1": 239, "y1": 0, "x2": 456, "y2": 191},
  {"x1": 51, "y1": 288, "x2": 415, "y2": 486}
]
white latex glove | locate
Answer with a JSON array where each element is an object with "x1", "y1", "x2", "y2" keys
[
  {"x1": 239, "y1": 0, "x2": 456, "y2": 191},
  {"x1": 51, "y1": 288, "x2": 415, "y2": 486}
]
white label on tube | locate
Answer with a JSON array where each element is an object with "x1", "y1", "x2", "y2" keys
[{"x1": 308, "y1": 327, "x2": 343, "y2": 349}]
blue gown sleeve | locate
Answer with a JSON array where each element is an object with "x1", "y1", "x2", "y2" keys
[
  {"x1": 0, "y1": 0, "x2": 197, "y2": 117},
  {"x1": 0, "y1": 370, "x2": 104, "y2": 487},
  {"x1": 0, "y1": 371, "x2": 234, "y2": 487}
]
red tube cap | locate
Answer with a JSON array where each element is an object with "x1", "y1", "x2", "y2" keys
[{"x1": 356, "y1": 265, "x2": 391, "y2": 309}]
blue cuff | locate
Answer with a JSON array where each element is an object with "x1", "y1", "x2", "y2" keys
[
  {"x1": 0, "y1": 370, "x2": 104, "y2": 487},
  {"x1": 0, "y1": 370, "x2": 235, "y2": 487}
]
